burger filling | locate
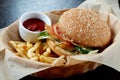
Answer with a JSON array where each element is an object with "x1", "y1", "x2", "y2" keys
[{"x1": 38, "y1": 25, "x2": 98, "y2": 55}]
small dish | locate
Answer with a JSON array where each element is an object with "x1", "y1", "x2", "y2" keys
[{"x1": 19, "y1": 11, "x2": 52, "y2": 43}]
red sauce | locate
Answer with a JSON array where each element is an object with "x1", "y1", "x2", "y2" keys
[{"x1": 23, "y1": 18, "x2": 45, "y2": 31}]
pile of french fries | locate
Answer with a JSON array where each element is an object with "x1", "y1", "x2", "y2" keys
[{"x1": 9, "y1": 40, "x2": 58, "y2": 64}]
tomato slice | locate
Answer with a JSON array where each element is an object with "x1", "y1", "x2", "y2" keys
[
  {"x1": 45, "y1": 24, "x2": 75, "y2": 45},
  {"x1": 52, "y1": 24, "x2": 76, "y2": 44},
  {"x1": 52, "y1": 24, "x2": 64, "y2": 41}
]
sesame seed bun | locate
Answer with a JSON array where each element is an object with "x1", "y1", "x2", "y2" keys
[{"x1": 58, "y1": 8, "x2": 111, "y2": 47}]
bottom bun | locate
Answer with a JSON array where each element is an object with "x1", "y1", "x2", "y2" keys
[
  {"x1": 46, "y1": 39, "x2": 73, "y2": 56},
  {"x1": 32, "y1": 61, "x2": 100, "y2": 79}
]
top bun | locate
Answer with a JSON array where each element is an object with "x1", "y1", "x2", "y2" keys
[{"x1": 58, "y1": 8, "x2": 111, "y2": 47}]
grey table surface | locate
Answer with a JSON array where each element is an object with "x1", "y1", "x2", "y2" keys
[
  {"x1": 0, "y1": 0, "x2": 83, "y2": 28},
  {"x1": 0, "y1": 0, "x2": 120, "y2": 80}
]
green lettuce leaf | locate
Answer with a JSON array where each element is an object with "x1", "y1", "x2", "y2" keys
[
  {"x1": 75, "y1": 46, "x2": 95, "y2": 54},
  {"x1": 38, "y1": 30, "x2": 52, "y2": 40}
]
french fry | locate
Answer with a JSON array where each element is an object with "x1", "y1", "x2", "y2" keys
[
  {"x1": 9, "y1": 41, "x2": 28, "y2": 58},
  {"x1": 42, "y1": 43, "x2": 48, "y2": 51},
  {"x1": 14, "y1": 52, "x2": 20, "y2": 56},
  {"x1": 35, "y1": 49, "x2": 41, "y2": 57},
  {"x1": 42, "y1": 47, "x2": 51, "y2": 56},
  {"x1": 30, "y1": 57, "x2": 39, "y2": 61},
  {"x1": 9, "y1": 41, "x2": 17, "y2": 48},
  {"x1": 39, "y1": 55, "x2": 57, "y2": 64},
  {"x1": 26, "y1": 42, "x2": 33, "y2": 50},
  {"x1": 27, "y1": 42, "x2": 41, "y2": 59},
  {"x1": 17, "y1": 48, "x2": 28, "y2": 58}
]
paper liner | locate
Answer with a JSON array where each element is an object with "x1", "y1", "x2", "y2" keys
[{"x1": 0, "y1": 0, "x2": 120, "y2": 79}]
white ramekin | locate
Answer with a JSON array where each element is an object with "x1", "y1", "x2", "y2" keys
[{"x1": 19, "y1": 11, "x2": 52, "y2": 43}]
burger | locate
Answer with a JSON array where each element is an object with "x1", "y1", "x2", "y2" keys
[{"x1": 38, "y1": 8, "x2": 111, "y2": 56}]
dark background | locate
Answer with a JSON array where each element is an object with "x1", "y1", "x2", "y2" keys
[
  {"x1": 0, "y1": 0, "x2": 83, "y2": 28},
  {"x1": 0, "y1": 0, "x2": 120, "y2": 80}
]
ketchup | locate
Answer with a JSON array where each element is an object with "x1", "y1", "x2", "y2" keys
[{"x1": 23, "y1": 18, "x2": 45, "y2": 31}]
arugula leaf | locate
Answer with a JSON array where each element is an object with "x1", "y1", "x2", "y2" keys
[
  {"x1": 75, "y1": 46, "x2": 93, "y2": 54},
  {"x1": 38, "y1": 30, "x2": 51, "y2": 40}
]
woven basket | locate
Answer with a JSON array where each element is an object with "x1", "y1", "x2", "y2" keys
[{"x1": 0, "y1": 9, "x2": 101, "y2": 79}]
